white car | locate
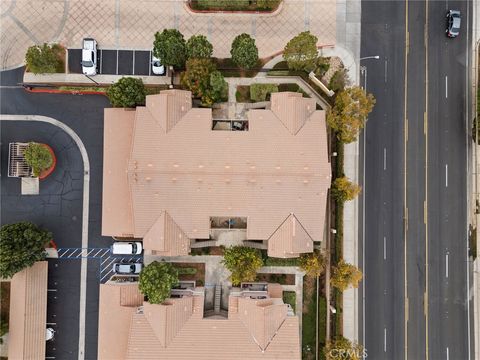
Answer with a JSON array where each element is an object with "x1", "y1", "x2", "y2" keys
[
  {"x1": 111, "y1": 241, "x2": 143, "y2": 255},
  {"x1": 113, "y1": 263, "x2": 142, "y2": 275},
  {"x1": 151, "y1": 54, "x2": 165, "y2": 75},
  {"x1": 81, "y1": 38, "x2": 97, "y2": 76}
]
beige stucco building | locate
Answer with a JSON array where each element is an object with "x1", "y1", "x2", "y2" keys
[{"x1": 102, "y1": 90, "x2": 331, "y2": 257}]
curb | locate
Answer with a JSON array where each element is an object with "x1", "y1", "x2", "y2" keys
[{"x1": 24, "y1": 87, "x2": 107, "y2": 96}]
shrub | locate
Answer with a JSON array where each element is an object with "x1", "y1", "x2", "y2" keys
[
  {"x1": 186, "y1": 35, "x2": 213, "y2": 59},
  {"x1": 283, "y1": 31, "x2": 318, "y2": 71},
  {"x1": 176, "y1": 267, "x2": 197, "y2": 275},
  {"x1": 299, "y1": 250, "x2": 325, "y2": 277},
  {"x1": 230, "y1": 33, "x2": 259, "y2": 69},
  {"x1": 250, "y1": 83, "x2": 278, "y2": 102},
  {"x1": 314, "y1": 56, "x2": 330, "y2": 78},
  {"x1": 153, "y1": 29, "x2": 186, "y2": 68},
  {"x1": 0, "y1": 222, "x2": 50, "y2": 278},
  {"x1": 331, "y1": 176, "x2": 361, "y2": 202},
  {"x1": 139, "y1": 261, "x2": 179, "y2": 304},
  {"x1": 222, "y1": 246, "x2": 263, "y2": 286},
  {"x1": 181, "y1": 58, "x2": 216, "y2": 98},
  {"x1": 106, "y1": 77, "x2": 146, "y2": 108},
  {"x1": 25, "y1": 43, "x2": 63, "y2": 74},
  {"x1": 329, "y1": 68, "x2": 349, "y2": 93},
  {"x1": 23, "y1": 142, "x2": 53, "y2": 177}
]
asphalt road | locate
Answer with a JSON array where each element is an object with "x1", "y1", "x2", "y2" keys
[
  {"x1": 0, "y1": 67, "x2": 111, "y2": 359},
  {"x1": 360, "y1": 0, "x2": 472, "y2": 359},
  {"x1": 427, "y1": 1, "x2": 471, "y2": 359},
  {"x1": 360, "y1": 1, "x2": 406, "y2": 358}
]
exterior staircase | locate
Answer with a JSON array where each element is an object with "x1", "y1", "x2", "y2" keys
[{"x1": 214, "y1": 284, "x2": 221, "y2": 313}]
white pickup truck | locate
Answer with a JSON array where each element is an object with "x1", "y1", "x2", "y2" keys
[{"x1": 81, "y1": 38, "x2": 97, "y2": 76}]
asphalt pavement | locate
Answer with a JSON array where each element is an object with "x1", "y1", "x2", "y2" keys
[
  {"x1": 360, "y1": 0, "x2": 472, "y2": 359},
  {"x1": 360, "y1": 1, "x2": 406, "y2": 358},
  {"x1": 0, "y1": 67, "x2": 111, "y2": 359}
]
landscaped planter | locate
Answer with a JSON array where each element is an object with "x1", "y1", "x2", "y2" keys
[
  {"x1": 187, "y1": 0, "x2": 282, "y2": 13},
  {"x1": 37, "y1": 144, "x2": 56, "y2": 180}
]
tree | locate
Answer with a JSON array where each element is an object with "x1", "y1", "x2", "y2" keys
[
  {"x1": 299, "y1": 250, "x2": 325, "y2": 277},
  {"x1": 138, "y1": 261, "x2": 179, "y2": 304},
  {"x1": 181, "y1": 58, "x2": 216, "y2": 99},
  {"x1": 203, "y1": 70, "x2": 228, "y2": 106},
  {"x1": 327, "y1": 86, "x2": 375, "y2": 143},
  {"x1": 153, "y1": 29, "x2": 186, "y2": 68},
  {"x1": 283, "y1": 31, "x2": 318, "y2": 71},
  {"x1": 23, "y1": 142, "x2": 53, "y2": 177},
  {"x1": 230, "y1": 33, "x2": 259, "y2": 69},
  {"x1": 331, "y1": 260, "x2": 363, "y2": 291},
  {"x1": 222, "y1": 246, "x2": 263, "y2": 286},
  {"x1": 331, "y1": 176, "x2": 361, "y2": 202},
  {"x1": 106, "y1": 77, "x2": 146, "y2": 108},
  {"x1": 324, "y1": 337, "x2": 365, "y2": 360},
  {"x1": 186, "y1": 35, "x2": 213, "y2": 59},
  {"x1": 329, "y1": 68, "x2": 349, "y2": 93},
  {"x1": 0, "y1": 222, "x2": 50, "y2": 278},
  {"x1": 25, "y1": 43, "x2": 63, "y2": 74}
]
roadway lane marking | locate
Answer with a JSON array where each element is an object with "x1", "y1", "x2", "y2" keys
[
  {"x1": 384, "y1": 59, "x2": 388, "y2": 83},
  {"x1": 384, "y1": 236, "x2": 386, "y2": 260},
  {"x1": 446, "y1": 253, "x2": 449, "y2": 278},
  {"x1": 445, "y1": 164, "x2": 448, "y2": 187},
  {"x1": 384, "y1": 327, "x2": 387, "y2": 352},
  {"x1": 424, "y1": 201, "x2": 427, "y2": 224},
  {"x1": 445, "y1": 75, "x2": 448, "y2": 98},
  {"x1": 446, "y1": 347, "x2": 449, "y2": 360},
  {"x1": 383, "y1": 148, "x2": 387, "y2": 170}
]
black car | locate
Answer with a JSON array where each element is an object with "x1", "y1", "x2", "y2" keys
[{"x1": 446, "y1": 10, "x2": 461, "y2": 38}]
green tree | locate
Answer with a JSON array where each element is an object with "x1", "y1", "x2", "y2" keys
[
  {"x1": 153, "y1": 29, "x2": 186, "y2": 68},
  {"x1": 139, "y1": 261, "x2": 179, "y2": 304},
  {"x1": 106, "y1": 77, "x2": 146, "y2": 108},
  {"x1": 222, "y1": 246, "x2": 263, "y2": 286},
  {"x1": 331, "y1": 260, "x2": 363, "y2": 291},
  {"x1": 283, "y1": 31, "x2": 318, "y2": 71},
  {"x1": 327, "y1": 86, "x2": 375, "y2": 143},
  {"x1": 250, "y1": 83, "x2": 278, "y2": 102},
  {"x1": 25, "y1": 43, "x2": 63, "y2": 74},
  {"x1": 331, "y1": 176, "x2": 361, "y2": 202},
  {"x1": 329, "y1": 68, "x2": 349, "y2": 93},
  {"x1": 23, "y1": 142, "x2": 53, "y2": 177},
  {"x1": 186, "y1": 35, "x2": 213, "y2": 59},
  {"x1": 230, "y1": 33, "x2": 259, "y2": 69},
  {"x1": 203, "y1": 70, "x2": 228, "y2": 106},
  {"x1": 181, "y1": 58, "x2": 216, "y2": 98},
  {"x1": 324, "y1": 337, "x2": 364, "y2": 360},
  {"x1": 299, "y1": 250, "x2": 325, "y2": 277},
  {"x1": 0, "y1": 222, "x2": 50, "y2": 278}
]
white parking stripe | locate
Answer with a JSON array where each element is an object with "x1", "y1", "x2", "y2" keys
[
  {"x1": 93, "y1": 249, "x2": 102, "y2": 257},
  {"x1": 132, "y1": 50, "x2": 135, "y2": 75},
  {"x1": 101, "y1": 256, "x2": 112, "y2": 265},
  {"x1": 86, "y1": 249, "x2": 95, "y2": 256}
]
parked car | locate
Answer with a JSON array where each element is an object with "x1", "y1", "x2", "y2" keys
[
  {"x1": 113, "y1": 262, "x2": 142, "y2": 275},
  {"x1": 446, "y1": 10, "x2": 461, "y2": 38},
  {"x1": 111, "y1": 241, "x2": 143, "y2": 255},
  {"x1": 81, "y1": 38, "x2": 97, "y2": 75},
  {"x1": 151, "y1": 54, "x2": 165, "y2": 75}
]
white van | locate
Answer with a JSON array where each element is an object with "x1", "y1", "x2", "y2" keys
[{"x1": 111, "y1": 241, "x2": 143, "y2": 255}]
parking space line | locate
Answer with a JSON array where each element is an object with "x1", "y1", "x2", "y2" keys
[
  {"x1": 99, "y1": 49, "x2": 103, "y2": 74},
  {"x1": 46, "y1": 322, "x2": 57, "y2": 325},
  {"x1": 149, "y1": 51, "x2": 152, "y2": 76},
  {"x1": 132, "y1": 50, "x2": 135, "y2": 75},
  {"x1": 48, "y1": 289, "x2": 57, "y2": 292},
  {"x1": 93, "y1": 249, "x2": 103, "y2": 257},
  {"x1": 116, "y1": 50, "x2": 119, "y2": 75},
  {"x1": 86, "y1": 249, "x2": 95, "y2": 256},
  {"x1": 60, "y1": 249, "x2": 71, "y2": 257},
  {"x1": 67, "y1": 249, "x2": 78, "y2": 258},
  {"x1": 101, "y1": 256, "x2": 112, "y2": 265}
]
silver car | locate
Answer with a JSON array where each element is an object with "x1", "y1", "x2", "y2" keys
[
  {"x1": 446, "y1": 10, "x2": 461, "y2": 38},
  {"x1": 113, "y1": 263, "x2": 142, "y2": 275}
]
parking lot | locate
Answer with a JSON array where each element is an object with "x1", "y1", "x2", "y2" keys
[
  {"x1": 68, "y1": 49, "x2": 165, "y2": 76},
  {"x1": 56, "y1": 247, "x2": 143, "y2": 284}
]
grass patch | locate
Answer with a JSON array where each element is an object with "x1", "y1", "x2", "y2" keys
[
  {"x1": 261, "y1": 252, "x2": 300, "y2": 266},
  {"x1": 318, "y1": 296, "x2": 327, "y2": 353},
  {"x1": 283, "y1": 291, "x2": 296, "y2": 313},
  {"x1": 236, "y1": 85, "x2": 251, "y2": 103},
  {"x1": 302, "y1": 277, "x2": 317, "y2": 360},
  {"x1": 59, "y1": 86, "x2": 107, "y2": 92},
  {"x1": 172, "y1": 263, "x2": 205, "y2": 283},
  {"x1": 189, "y1": 0, "x2": 281, "y2": 11},
  {"x1": 176, "y1": 267, "x2": 197, "y2": 275},
  {"x1": 250, "y1": 83, "x2": 278, "y2": 102}
]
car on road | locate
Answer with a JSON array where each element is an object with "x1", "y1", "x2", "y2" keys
[
  {"x1": 111, "y1": 241, "x2": 143, "y2": 255},
  {"x1": 81, "y1": 38, "x2": 97, "y2": 75},
  {"x1": 151, "y1": 54, "x2": 165, "y2": 75},
  {"x1": 113, "y1": 262, "x2": 142, "y2": 275},
  {"x1": 446, "y1": 10, "x2": 461, "y2": 38}
]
